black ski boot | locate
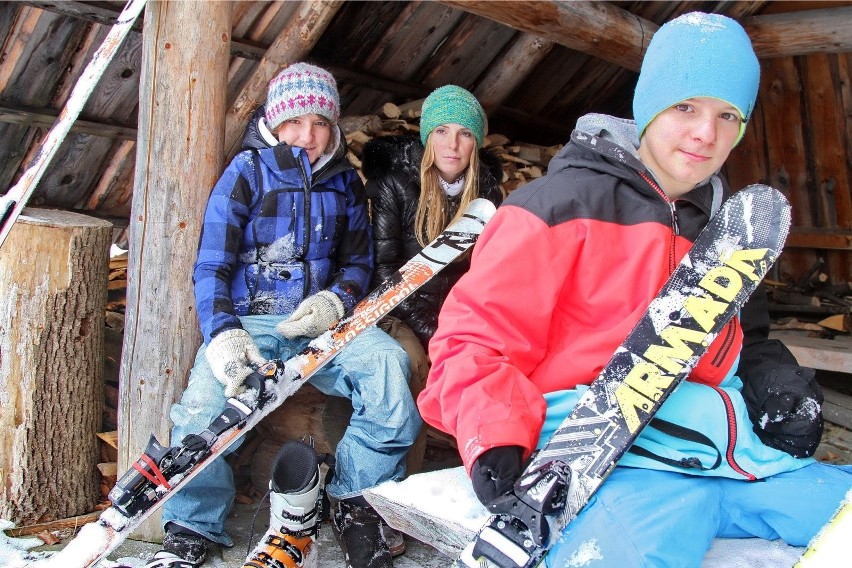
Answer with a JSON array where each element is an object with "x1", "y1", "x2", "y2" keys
[
  {"x1": 332, "y1": 496, "x2": 393, "y2": 568},
  {"x1": 243, "y1": 439, "x2": 326, "y2": 568},
  {"x1": 145, "y1": 525, "x2": 210, "y2": 567}
]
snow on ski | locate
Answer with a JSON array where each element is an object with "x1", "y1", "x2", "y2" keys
[
  {"x1": 41, "y1": 197, "x2": 496, "y2": 568},
  {"x1": 456, "y1": 184, "x2": 791, "y2": 568}
]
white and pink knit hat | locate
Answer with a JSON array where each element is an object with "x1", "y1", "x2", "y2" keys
[{"x1": 265, "y1": 63, "x2": 340, "y2": 131}]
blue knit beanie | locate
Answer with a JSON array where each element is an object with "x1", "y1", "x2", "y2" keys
[
  {"x1": 633, "y1": 12, "x2": 760, "y2": 145},
  {"x1": 420, "y1": 85, "x2": 487, "y2": 147}
]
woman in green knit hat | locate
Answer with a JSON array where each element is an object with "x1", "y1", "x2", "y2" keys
[{"x1": 361, "y1": 85, "x2": 505, "y2": 352}]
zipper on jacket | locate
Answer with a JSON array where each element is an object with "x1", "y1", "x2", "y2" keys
[
  {"x1": 297, "y1": 151, "x2": 312, "y2": 297},
  {"x1": 712, "y1": 386, "x2": 758, "y2": 481},
  {"x1": 710, "y1": 321, "x2": 738, "y2": 367},
  {"x1": 640, "y1": 172, "x2": 680, "y2": 271}
]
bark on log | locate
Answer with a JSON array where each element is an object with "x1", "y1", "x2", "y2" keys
[
  {"x1": 0, "y1": 207, "x2": 111, "y2": 524},
  {"x1": 120, "y1": 0, "x2": 231, "y2": 541}
]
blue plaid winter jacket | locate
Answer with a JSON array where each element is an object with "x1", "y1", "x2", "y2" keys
[{"x1": 193, "y1": 125, "x2": 372, "y2": 344}]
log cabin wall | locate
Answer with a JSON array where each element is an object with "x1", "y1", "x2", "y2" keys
[{"x1": 726, "y1": 51, "x2": 852, "y2": 287}]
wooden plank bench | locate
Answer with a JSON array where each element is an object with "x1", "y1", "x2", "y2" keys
[{"x1": 771, "y1": 332, "x2": 852, "y2": 373}]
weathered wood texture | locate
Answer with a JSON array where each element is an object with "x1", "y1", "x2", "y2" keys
[
  {"x1": 725, "y1": 51, "x2": 852, "y2": 286},
  {"x1": 772, "y1": 332, "x2": 852, "y2": 374},
  {"x1": 119, "y1": 0, "x2": 231, "y2": 541},
  {"x1": 474, "y1": 34, "x2": 555, "y2": 115},
  {"x1": 439, "y1": 0, "x2": 651, "y2": 71},
  {"x1": 444, "y1": 2, "x2": 852, "y2": 71},
  {"x1": 0, "y1": 208, "x2": 111, "y2": 524},
  {"x1": 742, "y1": 7, "x2": 852, "y2": 58}
]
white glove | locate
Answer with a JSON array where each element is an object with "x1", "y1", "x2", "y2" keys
[
  {"x1": 276, "y1": 290, "x2": 345, "y2": 339},
  {"x1": 205, "y1": 328, "x2": 266, "y2": 397}
]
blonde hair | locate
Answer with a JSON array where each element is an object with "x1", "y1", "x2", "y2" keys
[{"x1": 415, "y1": 137, "x2": 481, "y2": 246}]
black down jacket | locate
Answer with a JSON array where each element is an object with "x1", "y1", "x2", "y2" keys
[{"x1": 362, "y1": 135, "x2": 504, "y2": 348}]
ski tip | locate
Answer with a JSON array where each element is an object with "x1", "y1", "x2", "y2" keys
[
  {"x1": 465, "y1": 198, "x2": 498, "y2": 223},
  {"x1": 739, "y1": 183, "x2": 789, "y2": 206}
]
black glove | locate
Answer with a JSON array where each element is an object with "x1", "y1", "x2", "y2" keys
[
  {"x1": 471, "y1": 446, "x2": 523, "y2": 511},
  {"x1": 741, "y1": 365, "x2": 824, "y2": 458}
]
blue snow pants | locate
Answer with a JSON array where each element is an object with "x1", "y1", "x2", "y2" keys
[
  {"x1": 544, "y1": 463, "x2": 852, "y2": 567},
  {"x1": 162, "y1": 314, "x2": 421, "y2": 546}
]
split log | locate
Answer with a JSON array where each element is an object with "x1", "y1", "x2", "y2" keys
[
  {"x1": 365, "y1": 468, "x2": 811, "y2": 564},
  {"x1": 0, "y1": 208, "x2": 111, "y2": 525}
]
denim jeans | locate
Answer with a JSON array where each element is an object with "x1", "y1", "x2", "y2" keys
[{"x1": 162, "y1": 314, "x2": 421, "y2": 546}]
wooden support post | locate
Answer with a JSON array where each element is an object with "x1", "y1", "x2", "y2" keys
[
  {"x1": 120, "y1": 0, "x2": 231, "y2": 542},
  {"x1": 0, "y1": 208, "x2": 111, "y2": 525}
]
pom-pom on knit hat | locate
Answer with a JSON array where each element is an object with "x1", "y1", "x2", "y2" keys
[
  {"x1": 420, "y1": 85, "x2": 487, "y2": 147},
  {"x1": 265, "y1": 63, "x2": 340, "y2": 132},
  {"x1": 632, "y1": 12, "x2": 760, "y2": 145}
]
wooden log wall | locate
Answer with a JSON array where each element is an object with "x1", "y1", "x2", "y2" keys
[{"x1": 725, "y1": 51, "x2": 851, "y2": 287}]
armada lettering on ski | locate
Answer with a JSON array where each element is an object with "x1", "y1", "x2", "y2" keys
[{"x1": 615, "y1": 247, "x2": 771, "y2": 433}]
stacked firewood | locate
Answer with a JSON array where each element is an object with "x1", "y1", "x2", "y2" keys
[
  {"x1": 340, "y1": 100, "x2": 562, "y2": 195},
  {"x1": 766, "y1": 271, "x2": 852, "y2": 336}
]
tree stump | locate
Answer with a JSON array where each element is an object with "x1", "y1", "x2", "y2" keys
[{"x1": 0, "y1": 207, "x2": 111, "y2": 525}]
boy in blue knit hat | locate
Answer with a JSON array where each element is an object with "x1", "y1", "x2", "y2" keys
[{"x1": 419, "y1": 12, "x2": 851, "y2": 567}]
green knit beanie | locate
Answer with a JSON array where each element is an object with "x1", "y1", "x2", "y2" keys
[{"x1": 420, "y1": 85, "x2": 487, "y2": 147}]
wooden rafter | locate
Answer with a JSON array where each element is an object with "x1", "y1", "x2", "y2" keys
[{"x1": 440, "y1": 1, "x2": 852, "y2": 71}]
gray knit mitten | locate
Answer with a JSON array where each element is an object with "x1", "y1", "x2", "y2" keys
[
  {"x1": 276, "y1": 290, "x2": 345, "y2": 339},
  {"x1": 205, "y1": 328, "x2": 266, "y2": 397}
]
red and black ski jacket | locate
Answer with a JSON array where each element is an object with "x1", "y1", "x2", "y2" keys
[{"x1": 419, "y1": 114, "x2": 751, "y2": 471}]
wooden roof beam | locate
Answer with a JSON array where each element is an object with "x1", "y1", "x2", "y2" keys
[
  {"x1": 0, "y1": 104, "x2": 136, "y2": 140},
  {"x1": 439, "y1": 1, "x2": 852, "y2": 72},
  {"x1": 439, "y1": 0, "x2": 650, "y2": 71},
  {"x1": 742, "y1": 7, "x2": 852, "y2": 58},
  {"x1": 22, "y1": 1, "x2": 267, "y2": 60},
  {"x1": 474, "y1": 34, "x2": 556, "y2": 115}
]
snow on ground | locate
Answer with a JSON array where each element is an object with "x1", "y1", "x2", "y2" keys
[
  {"x1": 5, "y1": 474, "x2": 848, "y2": 567},
  {"x1": 0, "y1": 519, "x2": 53, "y2": 567}
]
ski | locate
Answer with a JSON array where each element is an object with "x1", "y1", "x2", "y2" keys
[
  {"x1": 456, "y1": 184, "x2": 791, "y2": 568},
  {"x1": 794, "y1": 489, "x2": 852, "y2": 567},
  {"x1": 41, "y1": 197, "x2": 496, "y2": 568},
  {"x1": 0, "y1": 0, "x2": 147, "y2": 251}
]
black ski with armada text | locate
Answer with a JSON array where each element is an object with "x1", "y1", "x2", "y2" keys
[
  {"x1": 457, "y1": 184, "x2": 792, "y2": 568},
  {"x1": 42, "y1": 198, "x2": 497, "y2": 568}
]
